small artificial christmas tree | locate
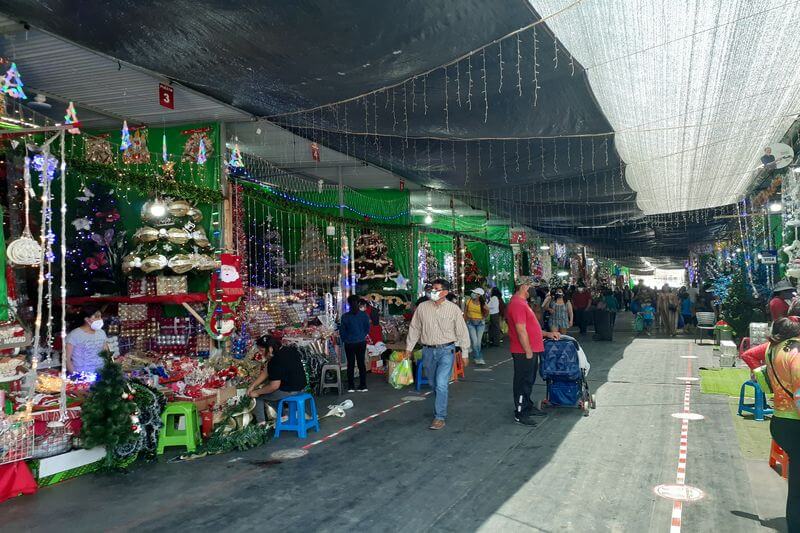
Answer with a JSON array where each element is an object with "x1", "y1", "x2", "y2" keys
[
  {"x1": 354, "y1": 231, "x2": 400, "y2": 288},
  {"x1": 66, "y1": 183, "x2": 126, "y2": 296},
  {"x1": 80, "y1": 352, "x2": 140, "y2": 463},
  {"x1": 122, "y1": 197, "x2": 217, "y2": 276},
  {"x1": 462, "y1": 249, "x2": 485, "y2": 288},
  {"x1": 249, "y1": 225, "x2": 289, "y2": 288},
  {"x1": 721, "y1": 269, "x2": 766, "y2": 337},
  {"x1": 417, "y1": 239, "x2": 440, "y2": 285},
  {"x1": 294, "y1": 223, "x2": 337, "y2": 286}
]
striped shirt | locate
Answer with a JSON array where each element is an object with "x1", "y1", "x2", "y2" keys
[{"x1": 406, "y1": 299, "x2": 471, "y2": 352}]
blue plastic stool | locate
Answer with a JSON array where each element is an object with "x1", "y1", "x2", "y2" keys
[
  {"x1": 274, "y1": 393, "x2": 320, "y2": 439},
  {"x1": 415, "y1": 358, "x2": 430, "y2": 392},
  {"x1": 738, "y1": 380, "x2": 773, "y2": 421}
]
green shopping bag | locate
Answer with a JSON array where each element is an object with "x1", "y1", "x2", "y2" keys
[{"x1": 389, "y1": 358, "x2": 414, "y2": 389}]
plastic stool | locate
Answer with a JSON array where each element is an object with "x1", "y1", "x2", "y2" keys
[
  {"x1": 738, "y1": 380, "x2": 773, "y2": 421},
  {"x1": 157, "y1": 402, "x2": 201, "y2": 454},
  {"x1": 769, "y1": 440, "x2": 790, "y2": 479},
  {"x1": 274, "y1": 393, "x2": 320, "y2": 439},
  {"x1": 451, "y1": 352, "x2": 465, "y2": 381},
  {"x1": 319, "y1": 364, "x2": 342, "y2": 396},
  {"x1": 415, "y1": 358, "x2": 430, "y2": 392}
]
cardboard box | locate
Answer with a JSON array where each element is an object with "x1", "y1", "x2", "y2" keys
[{"x1": 192, "y1": 385, "x2": 238, "y2": 412}]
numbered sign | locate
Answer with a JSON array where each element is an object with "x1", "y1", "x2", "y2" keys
[{"x1": 159, "y1": 83, "x2": 174, "y2": 109}]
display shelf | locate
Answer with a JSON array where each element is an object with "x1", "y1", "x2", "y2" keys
[{"x1": 64, "y1": 293, "x2": 208, "y2": 305}]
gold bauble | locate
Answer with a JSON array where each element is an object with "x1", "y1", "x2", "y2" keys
[
  {"x1": 168, "y1": 200, "x2": 192, "y2": 217},
  {"x1": 186, "y1": 208, "x2": 203, "y2": 223},
  {"x1": 134, "y1": 226, "x2": 159, "y2": 243},
  {"x1": 190, "y1": 253, "x2": 218, "y2": 271},
  {"x1": 168, "y1": 254, "x2": 193, "y2": 274},
  {"x1": 167, "y1": 227, "x2": 190, "y2": 245},
  {"x1": 192, "y1": 230, "x2": 211, "y2": 249},
  {"x1": 140, "y1": 254, "x2": 168, "y2": 273}
]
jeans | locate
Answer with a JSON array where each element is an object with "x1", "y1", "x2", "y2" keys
[
  {"x1": 422, "y1": 345, "x2": 455, "y2": 420},
  {"x1": 512, "y1": 352, "x2": 541, "y2": 418},
  {"x1": 771, "y1": 417, "x2": 799, "y2": 532},
  {"x1": 344, "y1": 341, "x2": 367, "y2": 389},
  {"x1": 466, "y1": 319, "x2": 486, "y2": 361},
  {"x1": 254, "y1": 389, "x2": 295, "y2": 424},
  {"x1": 488, "y1": 313, "x2": 502, "y2": 345}
]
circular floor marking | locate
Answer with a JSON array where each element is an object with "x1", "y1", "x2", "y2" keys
[
  {"x1": 653, "y1": 484, "x2": 705, "y2": 502},
  {"x1": 401, "y1": 396, "x2": 426, "y2": 402},
  {"x1": 270, "y1": 448, "x2": 308, "y2": 460},
  {"x1": 676, "y1": 377, "x2": 700, "y2": 381},
  {"x1": 680, "y1": 355, "x2": 698, "y2": 359},
  {"x1": 671, "y1": 412, "x2": 705, "y2": 421}
]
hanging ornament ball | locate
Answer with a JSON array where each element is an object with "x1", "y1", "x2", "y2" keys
[
  {"x1": 141, "y1": 254, "x2": 168, "y2": 273},
  {"x1": 167, "y1": 227, "x2": 191, "y2": 245},
  {"x1": 168, "y1": 200, "x2": 192, "y2": 217},
  {"x1": 134, "y1": 226, "x2": 159, "y2": 243},
  {"x1": 158, "y1": 228, "x2": 169, "y2": 239},
  {"x1": 7, "y1": 235, "x2": 42, "y2": 266},
  {"x1": 168, "y1": 254, "x2": 193, "y2": 274}
]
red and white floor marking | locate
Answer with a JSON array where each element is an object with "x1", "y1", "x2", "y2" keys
[{"x1": 655, "y1": 344, "x2": 706, "y2": 533}]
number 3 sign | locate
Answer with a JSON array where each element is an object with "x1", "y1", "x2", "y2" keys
[{"x1": 159, "y1": 83, "x2": 174, "y2": 109}]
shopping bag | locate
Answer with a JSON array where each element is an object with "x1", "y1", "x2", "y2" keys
[
  {"x1": 634, "y1": 315, "x2": 644, "y2": 332},
  {"x1": 500, "y1": 320, "x2": 508, "y2": 335},
  {"x1": 389, "y1": 358, "x2": 414, "y2": 389}
]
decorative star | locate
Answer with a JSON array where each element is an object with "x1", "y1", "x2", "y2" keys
[{"x1": 394, "y1": 273, "x2": 408, "y2": 290}]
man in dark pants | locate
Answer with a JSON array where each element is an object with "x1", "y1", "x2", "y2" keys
[
  {"x1": 571, "y1": 281, "x2": 592, "y2": 335},
  {"x1": 506, "y1": 278, "x2": 560, "y2": 425}
]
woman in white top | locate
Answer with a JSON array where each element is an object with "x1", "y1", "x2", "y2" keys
[
  {"x1": 65, "y1": 307, "x2": 109, "y2": 374},
  {"x1": 488, "y1": 287, "x2": 505, "y2": 346}
]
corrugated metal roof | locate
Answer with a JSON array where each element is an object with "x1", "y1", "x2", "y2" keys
[{"x1": 0, "y1": 15, "x2": 252, "y2": 128}]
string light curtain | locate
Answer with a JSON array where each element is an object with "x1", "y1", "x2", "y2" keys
[{"x1": 532, "y1": 0, "x2": 800, "y2": 214}]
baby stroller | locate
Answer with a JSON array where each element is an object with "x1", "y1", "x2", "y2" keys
[{"x1": 537, "y1": 335, "x2": 596, "y2": 416}]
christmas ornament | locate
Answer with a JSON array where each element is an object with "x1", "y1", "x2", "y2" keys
[
  {"x1": 162, "y1": 132, "x2": 168, "y2": 163},
  {"x1": 140, "y1": 254, "x2": 168, "y2": 273},
  {"x1": 394, "y1": 273, "x2": 409, "y2": 290},
  {"x1": 0, "y1": 62, "x2": 26, "y2": 99},
  {"x1": 181, "y1": 131, "x2": 214, "y2": 163},
  {"x1": 122, "y1": 127, "x2": 149, "y2": 165},
  {"x1": 84, "y1": 136, "x2": 114, "y2": 165},
  {"x1": 229, "y1": 144, "x2": 244, "y2": 168},
  {"x1": 120, "y1": 121, "x2": 131, "y2": 151},
  {"x1": 7, "y1": 155, "x2": 42, "y2": 266},
  {"x1": 197, "y1": 138, "x2": 207, "y2": 165},
  {"x1": 210, "y1": 254, "x2": 245, "y2": 303},
  {"x1": 64, "y1": 101, "x2": 80, "y2": 134}
]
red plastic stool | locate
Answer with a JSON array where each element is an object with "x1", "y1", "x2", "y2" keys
[{"x1": 769, "y1": 439, "x2": 790, "y2": 479}]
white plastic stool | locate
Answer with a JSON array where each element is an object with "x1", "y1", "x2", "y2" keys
[{"x1": 318, "y1": 364, "x2": 342, "y2": 396}]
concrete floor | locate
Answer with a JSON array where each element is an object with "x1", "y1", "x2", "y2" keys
[{"x1": 2, "y1": 325, "x2": 790, "y2": 532}]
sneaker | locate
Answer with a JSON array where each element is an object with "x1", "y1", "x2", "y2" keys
[
  {"x1": 476, "y1": 359, "x2": 487, "y2": 366},
  {"x1": 357, "y1": 388, "x2": 368, "y2": 392},
  {"x1": 527, "y1": 407, "x2": 548, "y2": 417},
  {"x1": 347, "y1": 389, "x2": 356, "y2": 393},
  {"x1": 429, "y1": 419, "x2": 446, "y2": 430},
  {"x1": 514, "y1": 416, "x2": 538, "y2": 426}
]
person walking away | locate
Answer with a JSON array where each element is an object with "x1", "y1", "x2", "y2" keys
[
  {"x1": 543, "y1": 289, "x2": 572, "y2": 334},
  {"x1": 680, "y1": 291, "x2": 694, "y2": 333},
  {"x1": 602, "y1": 288, "x2": 619, "y2": 329},
  {"x1": 464, "y1": 288, "x2": 489, "y2": 365},
  {"x1": 506, "y1": 278, "x2": 561, "y2": 426},
  {"x1": 405, "y1": 279, "x2": 471, "y2": 430},
  {"x1": 488, "y1": 287, "x2": 505, "y2": 346},
  {"x1": 340, "y1": 294, "x2": 371, "y2": 392},
  {"x1": 247, "y1": 335, "x2": 308, "y2": 426},
  {"x1": 571, "y1": 282, "x2": 592, "y2": 335},
  {"x1": 640, "y1": 300, "x2": 656, "y2": 336},
  {"x1": 769, "y1": 279, "x2": 796, "y2": 322},
  {"x1": 663, "y1": 286, "x2": 680, "y2": 336},
  {"x1": 764, "y1": 317, "x2": 800, "y2": 531}
]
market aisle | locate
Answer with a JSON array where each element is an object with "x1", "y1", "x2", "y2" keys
[{"x1": 2, "y1": 330, "x2": 773, "y2": 532}]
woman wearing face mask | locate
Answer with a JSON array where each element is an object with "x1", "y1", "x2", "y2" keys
[
  {"x1": 65, "y1": 307, "x2": 109, "y2": 374},
  {"x1": 340, "y1": 295, "x2": 372, "y2": 392},
  {"x1": 543, "y1": 289, "x2": 573, "y2": 334},
  {"x1": 464, "y1": 288, "x2": 489, "y2": 365}
]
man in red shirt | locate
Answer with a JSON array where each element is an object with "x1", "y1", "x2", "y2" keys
[
  {"x1": 769, "y1": 279, "x2": 795, "y2": 322},
  {"x1": 570, "y1": 281, "x2": 592, "y2": 335},
  {"x1": 506, "y1": 278, "x2": 561, "y2": 426}
]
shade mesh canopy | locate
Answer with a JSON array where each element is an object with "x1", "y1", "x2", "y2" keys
[{"x1": 532, "y1": 0, "x2": 800, "y2": 214}]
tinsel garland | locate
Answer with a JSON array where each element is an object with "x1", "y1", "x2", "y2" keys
[
  {"x1": 68, "y1": 158, "x2": 223, "y2": 204},
  {"x1": 198, "y1": 396, "x2": 271, "y2": 455}
]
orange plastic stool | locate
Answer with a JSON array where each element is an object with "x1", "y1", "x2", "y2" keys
[
  {"x1": 452, "y1": 353, "x2": 465, "y2": 381},
  {"x1": 769, "y1": 439, "x2": 790, "y2": 479}
]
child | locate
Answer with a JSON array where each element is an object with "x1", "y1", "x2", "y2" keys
[{"x1": 640, "y1": 300, "x2": 656, "y2": 336}]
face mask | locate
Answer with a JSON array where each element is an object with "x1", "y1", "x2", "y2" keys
[
  {"x1": 578, "y1": 288, "x2": 584, "y2": 292},
  {"x1": 359, "y1": 306, "x2": 366, "y2": 311},
  {"x1": 556, "y1": 293, "x2": 563, "y2": 297},
  {"x1": 430, "y1": 290, "x2": 442, "y2": 301},
  {"x1": 471, "y1": 293, "x2": 479, "y2": 299},
  {"x1": 90, "y1": 319, "x2": 104, "y2": 331}
]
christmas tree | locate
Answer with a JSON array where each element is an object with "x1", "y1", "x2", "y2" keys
[
  {"x1": 721, "y1": 269, "x2": 766, "y2": 337},
  {"x1": 80, "y1": 352, "x2": 140, "y2": 463},
  {"x1": 463, "y1": 249, "x2": 485, "y2": 288},
  {"x1": 66, "y1": 183, "x2": 126, "y2": 296},
  {"x1": 294, "y1": 223, "x2": 337, "y2": 286},
  {"x1": 122, "y1": 197, "x2": 217, "y2": 276},
  {"x1": 249, "y1": 225, "x2": 289, "y2": 288},
  {"x1": 354, "y1": 231, "x2": 400, "y2": 285},
  {"x1": 417, "y1": 239, "x2": 440, "y2": 284}
]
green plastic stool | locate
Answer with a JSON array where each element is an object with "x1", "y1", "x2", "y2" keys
[{"x1": 157, "y1": 402, "x2": 201, "y2": 455}]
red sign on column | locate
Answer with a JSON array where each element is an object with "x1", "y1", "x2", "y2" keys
[
  {"x1": 510, "y1": 231, "x2": 527, "y2": 244},
  {"x1": 159, "y1": 83, "x2": 174, "y2": 109}
]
